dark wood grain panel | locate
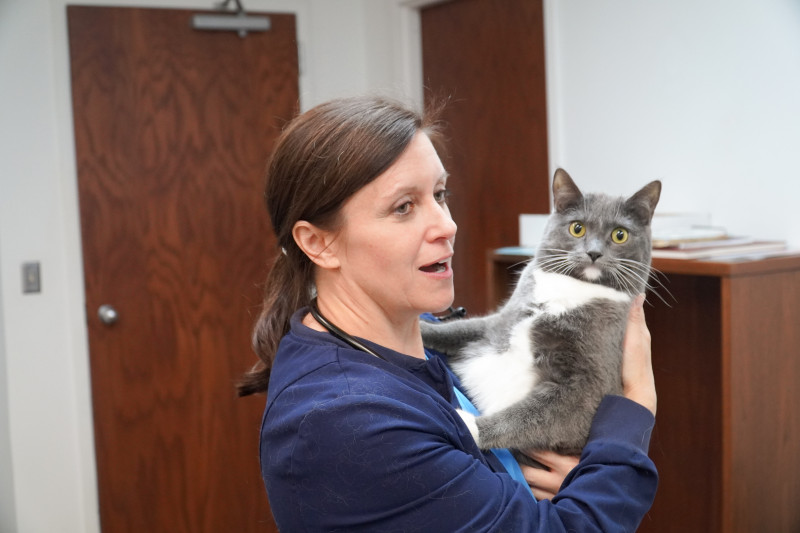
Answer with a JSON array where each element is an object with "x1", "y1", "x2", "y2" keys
[
  {"x1": 643, "y1": 274, "x2": 724, "y2": 532},
  {"x1": 421, "y1": 0, "x2": 550, "y2": 315},
  {"x1": 726, "y1": 270, "x2": 800, "y2": 533},
  {"x1": 68, "y1": 6, "x2": 297, "y2": 531}
]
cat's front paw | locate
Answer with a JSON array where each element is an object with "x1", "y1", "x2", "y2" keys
[{"x1": 456, "y1": 409, "x2": 482, "y2": 447}]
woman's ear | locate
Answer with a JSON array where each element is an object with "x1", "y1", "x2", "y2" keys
[{"x1": 292, "y1": 221, "x2": 341, "y2": 269}]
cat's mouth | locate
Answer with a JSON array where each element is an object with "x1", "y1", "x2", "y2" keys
[{"x1": 583, "y1": 265, "x2": 603, "y2": 281}]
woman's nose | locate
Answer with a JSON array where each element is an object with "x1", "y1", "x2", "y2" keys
[{"x1": 429, "y1": 203, "x2": 457, "y2": 241}]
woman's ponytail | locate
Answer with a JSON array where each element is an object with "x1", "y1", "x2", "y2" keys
[{"x1": 237, "y1": 247, "x2": 313, "y2": 396}]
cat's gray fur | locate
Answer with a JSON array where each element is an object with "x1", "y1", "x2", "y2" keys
[{"x1": 422, "y1": 169, "x2": 661, "y2": 455}]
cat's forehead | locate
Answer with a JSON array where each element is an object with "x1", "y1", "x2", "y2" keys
[{"x1": 563, "y1": 193, "x2": 633, "y2": 225}]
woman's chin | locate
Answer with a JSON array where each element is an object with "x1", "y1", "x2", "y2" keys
[{"x1": 427, "y1": 294, "x2": 456, "y2": 315}]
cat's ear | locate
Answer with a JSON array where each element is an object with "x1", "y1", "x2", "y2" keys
[
  {"x1": 625, "y1": 180, "x2": 662, "y2": 224},
  {"x1": 552, "y1": 168, "x2": 584, "y2": 213}
]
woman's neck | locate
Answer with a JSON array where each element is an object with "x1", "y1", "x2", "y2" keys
[{"x1": 305, "y1": 293, "x2": 426, "y2": 360}]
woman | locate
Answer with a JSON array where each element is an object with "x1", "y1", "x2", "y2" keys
[{"x1": 240, "y1": 95, "x2": 658, "y2": 531}]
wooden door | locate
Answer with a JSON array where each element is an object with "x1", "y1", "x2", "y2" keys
[
  {"x1": 68, "y1": 6, "x2": 297, "y2": 532},
  {"x1": 421, "y1": 0, "x2": 550, "y2": 315}
]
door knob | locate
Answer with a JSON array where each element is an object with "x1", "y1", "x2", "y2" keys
[{"x1": 98, "y1": 304, "x2": 119, "y2": 325}]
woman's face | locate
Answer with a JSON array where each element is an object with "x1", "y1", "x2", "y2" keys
[{"x1": 330, "y1": 132, "x2": 457, "y2": 321}]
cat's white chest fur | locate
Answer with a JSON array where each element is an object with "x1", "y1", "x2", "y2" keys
[
  {"x1": 453, "y1": 269, "x2": 631, "y2": 417},
  {"x1": 452, "y1": 316, "x2": 539, "y2": 415},
  {"x1": 533, "y1": 269, "x2": 630, "y2": 313}
]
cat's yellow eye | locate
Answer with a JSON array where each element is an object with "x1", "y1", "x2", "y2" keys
[
  {"x1": 611, "y1": 228, "x2": 629, "y2": 244},
  {"x1": 569, "y1": 221, "x2": 586, "y2": 238}
]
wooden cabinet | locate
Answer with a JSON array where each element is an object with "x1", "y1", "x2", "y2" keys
[{"x1": 488, "y1": 251, "x2": 800, "y2": 532}]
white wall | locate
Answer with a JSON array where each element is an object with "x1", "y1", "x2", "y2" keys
[
  {"x1": 3, "y1": 0, "x2": 800, "y2": 531},
  {"x1": 0, "y1": 254, "x2": 15, "y2": 533},
  {"x1": 545, "y1": 0, "x2": 800, "y2": 246},
  {"x1": 1, "y1": 3, "x2": 90, "y2": 532},
  {"x1": 0, "y1": 1, "x2": 420, "y2": 532}
]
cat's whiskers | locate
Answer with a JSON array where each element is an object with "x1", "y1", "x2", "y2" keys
[
  {"x1": 535, "y1": 249, "x2": 672, "y2": 307},
  {"x1": 506, "y1": 257, "x2": 535, "y2": 271},
  {"x1": 615, "y1": 257, "x2": 650, "y2": 280},
  {"x1": 606, "y1": 265, "x2": 639, "y2": 296},
  {"x1": 642, "y1": 266, "x2": 676, "y2": 307},
  {"x1": 615, "y1": 257, "x2": 675, "y2": 307},
  {"x1": 535, "y1": 249, "x2": 578, "y2": 277},
  {"x1": 541, "y1": 261, "x2": 576, "y2": 277}
]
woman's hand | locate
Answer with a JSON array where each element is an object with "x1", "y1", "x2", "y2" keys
[
  {"x1": 518, "y1": 450, "x2": 580, "y2": 500},
  {"x1": 622, "y1": 294, "x2": 657, "y2": 416}
]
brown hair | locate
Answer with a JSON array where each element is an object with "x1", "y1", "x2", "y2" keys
[{"x1": 238, "y1": 95, "x2": 442, "y2": 396}]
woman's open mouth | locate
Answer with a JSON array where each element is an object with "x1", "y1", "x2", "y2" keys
[
  {"x1": 420, "y1": 260, "x2": 450, "y2": 274},
  {"x1": 420, "y1": 262, "x2": 447, "y2": 273}
]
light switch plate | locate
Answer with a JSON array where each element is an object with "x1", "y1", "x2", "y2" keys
[{"x1": 22, "y1": 262, "x2": 41, "y2": 293}]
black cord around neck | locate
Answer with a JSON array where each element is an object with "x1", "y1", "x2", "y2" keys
[{"x1": 309, "y1": 298, "x2": 386, "y2": 361}]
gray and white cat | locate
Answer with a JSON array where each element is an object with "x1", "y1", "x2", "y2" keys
[{"x1": 422, "y1": 168, "x2": 661, "y2": 455}]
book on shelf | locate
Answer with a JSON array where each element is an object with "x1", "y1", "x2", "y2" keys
[
  {"x1": 655, "y1": 235, "x2": 754, "y2": 250},
  {"x1": 651, "y1": 240, "x2": 788, "y2": 260},
  {"x1": 651, "y1": 226, "x2": 728, "y2": 248}
]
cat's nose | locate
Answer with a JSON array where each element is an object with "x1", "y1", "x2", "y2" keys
[{"x1": 587, "y1": 251, "x2": 603, "y2": 262}]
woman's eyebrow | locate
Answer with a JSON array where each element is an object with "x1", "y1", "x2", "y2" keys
[{"x1": 378, "y1": 169, "x2": 450, "y2": 203}]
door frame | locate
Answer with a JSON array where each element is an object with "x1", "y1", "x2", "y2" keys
[{"x1": 51, "y1": 3, "x2": 312, "y2": 531}]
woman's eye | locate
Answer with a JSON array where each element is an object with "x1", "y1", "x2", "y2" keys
[
  {"x1": 434, "y1": 188, "x2": 450, "y2": 204},
  {"x1": 612, "y1": 227, "x2": 629, "y2": 244},
  {"x1": 569, "y1": 221, "x2": 586, "y2": 238},
  {"x1": 395, "y1": 201, "x2": 413, "y2": 215}
]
